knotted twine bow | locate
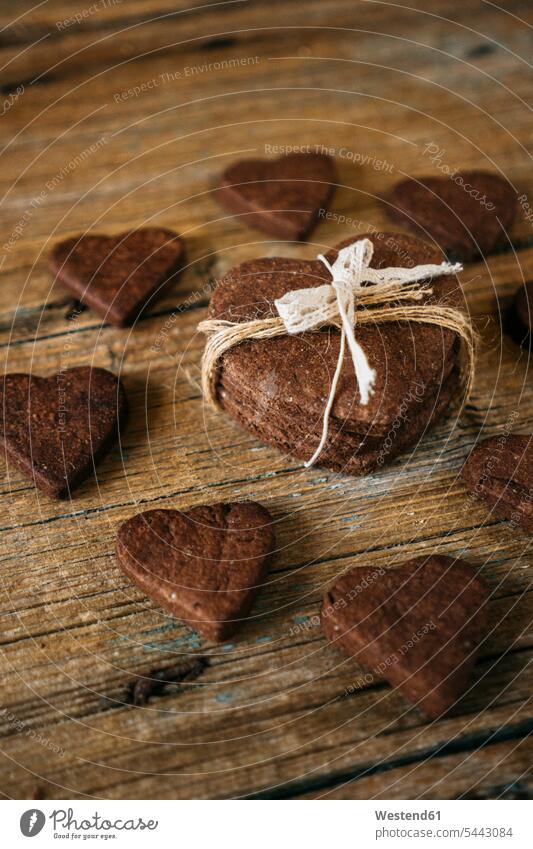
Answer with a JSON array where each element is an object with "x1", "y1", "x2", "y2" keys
[{"x1": 199, "y1": 238, "x2": 474, "y2": 467}]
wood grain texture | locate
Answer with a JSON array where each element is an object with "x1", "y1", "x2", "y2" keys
[{"x1": 0, "y1": 0, "x2": 532, "y2": 800}]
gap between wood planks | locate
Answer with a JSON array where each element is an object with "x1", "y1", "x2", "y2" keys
[{"x1": 247, "y1": 716, "x2": 533, "y2": 799}]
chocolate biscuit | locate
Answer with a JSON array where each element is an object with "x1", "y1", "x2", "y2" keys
[
  {"x1": 0, "y1": 367, "x2": 128, "y2": 498},
  {"x1": 322, "y1": 555, "x2": 489, "y2": 718},
  {"x1": 116, "y1": 502, "x2": 275, "y2": 642},
  {"x1": 215, "y1": 153, "x2": 336, "y2": 240},
  {"x1": 50, "y1": 227, "x2": 184, "y2": 326},
  {"x1": 206, "y1": 232, "x2": 464, "y2": 473},
  {"x1": 385, "y1": 172, "x2": 517, "y2": 261},
  {"x1": 461, "y1": 434, "x2": 533, "y2": 533},
  {"x1": 220, "y1": 365, "x2": 460, "y2": 475}
]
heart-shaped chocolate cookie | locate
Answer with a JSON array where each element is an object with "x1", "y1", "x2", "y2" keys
[
  {"x1": 216, "y1": 152, "x2": 336, "y2": 240},
  {"x1": 385, "y1": 171, "x2": 517, "y2": 261},
  {"x1": 50, "y1": 227, "x2": 185, "y2": 326},
  {"x1": 116, "y1": 502, "x2": 275, "y2": 641},
  {"x1": 462, "y1": 434, "x2": 533, "y2": 533},
  {"x1": 322, "y1": 555, "x2": 489, "y2": 718},
  {"x1": 0, "y1": 367, "x2": 128, "y2": 498},
  {"x1": 206, "y1": 231, "x2": 464, "y2": 474}
]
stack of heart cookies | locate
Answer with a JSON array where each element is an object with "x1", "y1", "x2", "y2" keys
[{"x1": 206, "y1": 231, "x2": 465, "y2": 474}]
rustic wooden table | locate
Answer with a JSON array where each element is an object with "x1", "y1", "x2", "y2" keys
[{"x1": 1, "y1": 0, "x2": 532, "y2": 800}]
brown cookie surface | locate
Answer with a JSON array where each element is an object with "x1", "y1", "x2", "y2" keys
[
  {"x1": 215, "y1": 153, "x2": 336, "y2": 240},
  {"x1": 0, "y1": 367, "x2": 128, "y2": 498},
  {"x1": 219, "y1": 364, "x2": 460, "y2": 475},
  {"x1": 322, "y1": 555, "x2": 489, "y2": 718},
  {"x1": 50, "y1": 228, "x2": 184, "y2": 326},
  {"x1": 461, "y1": 434, "x2": 533, "y2": 532},
  {"x1": 207, "y1": 232, "x2": 463, "y2": 472},
  {"x1": 385, "y1": 171, "x2": 517, "y2": 261},
  {"x1": 116, "y1": 502, "x2": 275, "y2": 642},
  {"x1": 209, "y1": 232, "x2": 460, "y2": 431}
]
